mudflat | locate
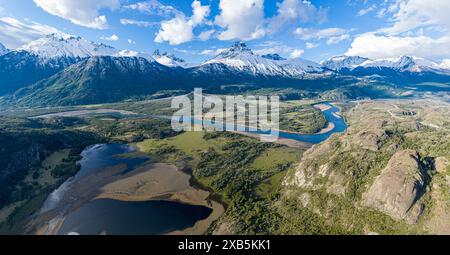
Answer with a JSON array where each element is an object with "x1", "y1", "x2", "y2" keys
[
  {"x1": 32, "y1": 162, "x2": 224, "y2": 235},
  {"x1": 97, "y1": 163, "x2": 225, "y2": 235}
]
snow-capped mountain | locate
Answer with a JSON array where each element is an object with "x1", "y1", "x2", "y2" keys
[
  {"x1": 276, "y1": 57, "x2": 326, "y2": 75},
  {"x1": 10, "y1": 56, "x2": 181, "y2": 106},
  {"x1": 321, "y1": 55, "x2": 450, "y2": 84},
  {"x1": 359, "y1": 56, "x2": 449, "y2": 73},
  {"x1": 2, "y1": 33, "x2": 450, "y2": 107},
  {"x1": 0, "y1": 49, "x2": 80, "y2": 95},
  {"x1": 198, "y1": 42, "x2": 325, "y2": 78},
  {"x1": 321, "y1": 56, "x2": 369, "y2": 71},
  {"x1": 152, "y1": 50, "x2": 193, "y2": 68},
  {"x1": 0, "y1": 42, "x2": 9, "y2": 56},
  {"x1": 323, "y1": 55, "x2": 450, "y2": 74},
  {"x1": 0, "y1": 34, "x2": 160, "y2": 95},
  {"x1": 18, "y1": 33, "x2": 119, "y2": 59}
]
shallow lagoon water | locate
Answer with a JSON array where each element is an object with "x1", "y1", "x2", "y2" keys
[
  {"x1": 42, "y1": 144, "x2": 212, "y2": 235},
  {"x1": 40, "y1": 144, "x2": 149, "y2": 213},
  {"x1": 58, "y1": 199, "x2": 212, "y2": 235}
]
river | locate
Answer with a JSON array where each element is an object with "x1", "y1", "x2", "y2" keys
[
  {"x1": 276, "y1": 102, "x2": 347, "y2": 144},
  {"x1": 37, "y1": 102, "x2": 347, "y2": 235}
]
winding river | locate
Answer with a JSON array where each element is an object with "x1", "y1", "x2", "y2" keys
[
  {"x1": 277, "y1": 102, "x2": 347, "y2": 144},
  {"x1": 37, "y1": 102, "x2": 347, "y2": 235}
]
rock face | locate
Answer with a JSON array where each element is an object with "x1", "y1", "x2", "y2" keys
[{"x1": 362, "y1": 150, "x2": 427, "y2": 223}]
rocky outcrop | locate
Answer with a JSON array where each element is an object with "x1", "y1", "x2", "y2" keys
[
  {"x1": 351, "y1": 129, "x2": 387, "y2": 151},
  {"x1": 362, "y1": 150, "x2": 427, "y2": 223},
  {"x1": 326, "y1": 172, "x2": 347, "y2": 195}
]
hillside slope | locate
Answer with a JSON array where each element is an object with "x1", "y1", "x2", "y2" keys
[
  {"x1": 8, "y1": 56, "x2": 183, "y2": 106},
  {"x1": 279, "y1": 99, "x2": 450, "y2": 234}
]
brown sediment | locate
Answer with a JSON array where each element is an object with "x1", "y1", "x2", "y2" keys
[
  {"x1": 232, "y1": 131, "x2": 312, "y2": 149},
  {"x1": 231, "y1": 121, "x2": 337, "y2": 148},
  {"x1": 96, "y1": 163, "x2": 225, "y2": 235},
  {"x1": 313, "y1": 103, "x2": 332, "y2": 111},
  {"x1": 316, "y1": 122, "x2": 335, "y2": 134},
  {"x1": 31, "y1": 162, "x2": 225, "y2": 235}
]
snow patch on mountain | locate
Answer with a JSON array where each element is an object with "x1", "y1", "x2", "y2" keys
[{"x1": 152, "y1": 50, "x2": 193, "y2": 68}]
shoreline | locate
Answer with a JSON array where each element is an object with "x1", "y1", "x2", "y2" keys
[
  {"x1": 96, "y1": 162, "x2": 225, "y2": 235},
  {"x1": 32, "y1": 161, "x2": 225, "y2": 235},
  {"x1": 233, "y1": 131, "x2": 313, "y2": 148}
]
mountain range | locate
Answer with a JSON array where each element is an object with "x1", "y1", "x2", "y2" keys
[
  {"x1": 322, "y1": 55, "x2": 450, "y2": 83},
  {"x1": 0, "y1": 33, "x2": 449, "y2": 106}
]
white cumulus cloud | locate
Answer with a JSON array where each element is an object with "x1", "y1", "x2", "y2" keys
[
  {"x1": 100, "y1": 34, "x2": 119, "y2": 41},
  {"x1": 198, "y1": 30, "x2": 215, "y2": 41},
  {"x1": 155, "y1": 16, "x2": 195, "y2": 45},
  {"x1": 33, "y1": 0, "x2": 119, "y2": 29},
  {"x1": 155, "y1": 0, "x2": 210, "y2": 45},
  {"x1": 380, "y1": 0, "x2": 450, "y2": 35},
  {"x1": 295, "y1": 27, "x2": 351, "y2": 45},
  {"x1": 346, "y1": 33, "x2": 450, "y2": 60},
  {"x1": 215, "y1": 0, "x2": 265, "y2": 41},
  {"x1": 345, "y1": 0, "x2": 450, "y2": 61}
]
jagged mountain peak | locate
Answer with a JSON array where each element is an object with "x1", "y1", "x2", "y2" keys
[
  {"x1": 153, "y1": 50, "x2": 185, "y2": 63},
  {"x1": 46, "y1": 33, "x2": 81, "y2": 41},
  {"x1": 199, "y1": 41, "x2": 325, "y2": 77},
  {"x1": 230, "y1": 41, "x2": 251, "y2": 51},
  {"x1": 152, "y1": 49, "x2": 189, "y2": 68},
  {"x1": 215, "y1": 41, "x2": 253, "y2": 59}
]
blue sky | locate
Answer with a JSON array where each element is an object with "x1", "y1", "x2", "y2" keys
[{"x1": 0, "y1": 0, "x2": 449, "y2": 64}]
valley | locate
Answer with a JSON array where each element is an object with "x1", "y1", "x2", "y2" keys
[
  {"x1": 0, "y1": 93, "x2": 448, "y2": 235},
  {"x1": 0, "y1": 32, "x2": 449, "y2": 236}
]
